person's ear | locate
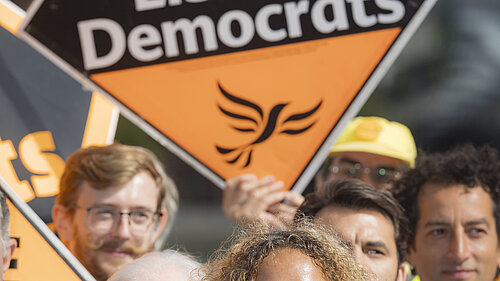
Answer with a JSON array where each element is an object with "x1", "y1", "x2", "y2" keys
[
  {"x1": 152, "y1": 207, "x2": 168, "y2": 241},
  {"x1": 51, "y1": 204, "x2": 74, "y2": 244},
  {"x1": 2, "y1": 238, "x2": 16, "y2": 275},
  {"x1": 396, "y1": 263, "x2": 407, "y2": 281},
  {"x1": 405, "y1": 247, "x2": 417, "y2": 276}
]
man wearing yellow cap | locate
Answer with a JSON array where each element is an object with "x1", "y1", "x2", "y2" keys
[
  {"x1": 315, "y1": 116, "x2": 417, "y2": 191},
  {"x1": 222, "y1": 116, "x2": 417, "y2": 226}
]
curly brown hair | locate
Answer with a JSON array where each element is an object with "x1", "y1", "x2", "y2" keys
[
  {"x1": 394, "y1": 143, "x2": 500, "y2": 248},
  {"x1": 200, "y1": 221, "x2": 375, "y2": 281}
]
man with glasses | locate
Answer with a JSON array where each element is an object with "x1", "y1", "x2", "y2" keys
[
  {"x1": 222, "y1": 116, "x2": 416, "y2": 227},
  {"x1": 315, "y1": 116, "x2": 416, "y2": 191},
  {"x1": 52, "y1": 144, "x2": 179, "y2": 281}
]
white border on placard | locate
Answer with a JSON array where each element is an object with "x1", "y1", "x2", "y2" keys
[
  {"x1": 0, "y1": 176, "x2": 96, "y2": 281},
  {"x1": 292, "y1": 0, "x2": 438, "y2": 193},
  {"x1": 0, "y1": 0, "x2": 25, "y2": 17},
  {"x1": 106, "y1": 102, "x2": 120, "y2": 144},
  {"x1": 19, "y1": 0, "x2": 437, "y2": 193}
]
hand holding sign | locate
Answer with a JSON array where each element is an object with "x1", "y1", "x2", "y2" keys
[{"x1": 223, "y1": 174, "x2": 304, "y2": 228}]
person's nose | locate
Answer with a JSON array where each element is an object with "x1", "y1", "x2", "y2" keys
[
  {"x1": 448, "y1": 230, "x2": 471, "y2": 263},
  {"x1": 361, "y1": 168, "x2": 376, "y2": 188},
  {"x1": 111, "y1": 213, "x2": 132, "y2": 240},
  {"x1": 352, "y1": 245, "x2": 364, "y2": 266}
]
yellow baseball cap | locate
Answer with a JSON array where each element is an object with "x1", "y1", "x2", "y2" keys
[{"x1": 330, "y1": 116, "x2": 417, "y2": 167}]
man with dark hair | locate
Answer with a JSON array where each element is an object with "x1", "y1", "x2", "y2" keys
[
  {"x1": 0, "y1": 189, "x2": 16, "y2": 281},
  {"x1": 52, "y1": 144, "x2": 179, "y2": 281},
  {"x1": 297, "y1": 179, "x2": 409, "y2": 281},
  {"x1": 394, "y1": 144, "x2": 500, "y2": 281}
]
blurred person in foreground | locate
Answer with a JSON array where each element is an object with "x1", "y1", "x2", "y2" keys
[
  {"x1": 52, "y1": 144, "x2": 179, "y2": 281},
  {"x1": 394, "y1": 144, "x2": 500, "y2": 281},
  {"x1": 223, "y1": 116, "x2": 416, "y2": 227},
  {"x1": 107, "y1": 249, "x2": 202, "y2": 281},
  {"x1": 297, "y1": 179, "x2": 409, "y2": 281},
  {"x1": 200, "y1": 220, "x2": 374, "y2": 281},
  {"x1": 0, "y1": 190, "x2": 16, "y2": 281}
]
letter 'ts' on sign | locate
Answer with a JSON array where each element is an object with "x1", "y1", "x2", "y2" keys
[
  {"x1": 0, "y1": 177, "x2": 95, "y2": 281},
  {"x1": 19, "y1": 0, "x2": 436, "y2": 191}
]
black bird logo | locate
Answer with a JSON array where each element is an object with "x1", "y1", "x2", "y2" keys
[{"x1": 215, "y1": 82, "x2": 322, "y2": 168}]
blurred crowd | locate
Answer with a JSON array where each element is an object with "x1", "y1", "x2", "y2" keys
[
  {"x1": 1, "y1": 116, "x2": 499, "y2": 281},
  {"x1": 0, "y1": 0, "x2": 499, "y2": 280}
]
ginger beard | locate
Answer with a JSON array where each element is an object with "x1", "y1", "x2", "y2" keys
[{"x1": 71, "y1": 223, "x2": 153, "y2": 281}]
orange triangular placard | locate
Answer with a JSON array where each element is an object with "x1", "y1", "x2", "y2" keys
[{"x1": 91, "y1": 28, "x2": 400, "y2": 188}]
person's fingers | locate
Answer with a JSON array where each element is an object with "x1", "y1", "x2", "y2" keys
[
  {"x1": 225, "y1": 175, "x2": 273, "y2": 204},
  {"x1": 248, "y1": 190, "x2": 287, "y2": 212},
  {"x1": 225, "y1": 174, "x2": 258, "y2": 191},
  {"x1": 228, "y1": 179, "x2": 282, "y2": 213},
  {"x1": 268, "y1": 203, "x2": 299, "y2": 224},
  {"x1": 223, "y1": 175, "x2": 260, "y2": 207},
  {"x1": 265, "y1": 191, "x2": 304, "y2": 225},
  {"x1": 267, "y1": 202, "x2": 297, "y2": 215},
  {"x1": 231, "y1": 197, "x2": 285, "y2": 227},
  {"x1": 223, "y1": 175, "x2": 258, "y2": 220},
  {"x1": 283, "y1": 191, "x2": 305, "y2": 208},
  {"x1": 248, "y1": 180, "x2": 283, "y2": 200},
  {"x1": 223, "y1": 175, "x2": 279, "y2": 225},
  {"x1": 257, "y1": 175, "x2": 275, "y2": 186}
]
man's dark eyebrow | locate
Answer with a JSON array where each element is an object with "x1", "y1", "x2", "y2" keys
[
  {"x1": 423, "y1": 221, "x2": 449, "y2": 228},
  {"x1": 424, "y1": 219, "x2": 490, "y2": 228},
  {"x1": 465, "y1": 218, "x2": 490, "y2": 228},
  {"x1": 338, "y1": 158, "x2": 359, "y2": 165},
  {"x1": 365, "y1": 241, "x2": 390, "y2": 253}
]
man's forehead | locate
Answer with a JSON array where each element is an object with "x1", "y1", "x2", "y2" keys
[
  {"x1": 318, "y1": 205, "x2": 396, "y2": 240},
  {"x1": 417, "y1": 183, "x2": 496, "y2": 223},
  {"x1": 76, "y1": 171, "x2": 159, "y2": 209},
  {"x1": 417, "y1": 182, "x2": 493, "y2": 203}
]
